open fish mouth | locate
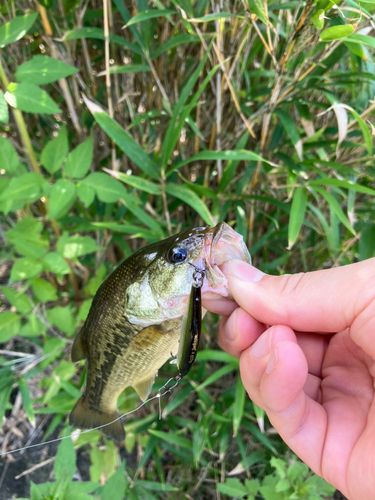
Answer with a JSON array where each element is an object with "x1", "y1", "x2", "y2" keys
[{"x1": 200, "y1": 222, "x2": 251, "y2": 298}]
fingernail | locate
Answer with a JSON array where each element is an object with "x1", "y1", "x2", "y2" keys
[
  {"x1": 251, "y1": 333, "x2": 270, "y2": 358},
  {"x1": 223, "y1": 261, "x2": 265, "y2": 283}
]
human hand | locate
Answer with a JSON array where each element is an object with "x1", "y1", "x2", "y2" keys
[{"x1": 203, "y1": 258, "x2": 375, "y2": 499}]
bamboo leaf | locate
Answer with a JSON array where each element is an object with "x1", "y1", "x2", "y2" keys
[
  {"x1": 314, "y1": 187, "x2": 356, "y2": 235},
  {"x1": 320, "y1": 25, "x2": 354, "y2": 41},
  {"x1": 288, "y1": 187, "x2": 308, "y2": 249},
  {"x1": 166, "y1": 183, "x2": 214, "y2": 225},
  {"x1": 104, "y1": 169, "x2": 161, "y2": 195},
  {"x1": 124, "y1": 9, "x2": 175, "y2": 27}
]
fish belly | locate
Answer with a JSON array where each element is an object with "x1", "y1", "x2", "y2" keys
[{"x1": 86, "y1": 321, "x2": 181, "y2": 413}]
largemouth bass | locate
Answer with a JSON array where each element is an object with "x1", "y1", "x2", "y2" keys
[{"x1": 70, "y1": 223, "x2": 250, "y2": 440}]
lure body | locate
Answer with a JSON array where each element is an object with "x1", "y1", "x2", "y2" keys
[{"x1": 70, "y1": 223, "x2": 250, "y2": 439}]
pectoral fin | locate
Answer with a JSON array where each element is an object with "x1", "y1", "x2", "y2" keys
[
  {"x1": 177, "y1": 284, "x2": 202, "y2": 377},
  {"x1": 133, "y1": 375, "x2": 156, "y2": 401}
]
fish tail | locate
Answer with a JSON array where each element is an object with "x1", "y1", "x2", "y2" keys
[{"x1": 69, "y1": 396, "x2": 125, "y2": 441}]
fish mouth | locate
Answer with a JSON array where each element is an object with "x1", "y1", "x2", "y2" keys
[{"x1": 201, "y1": 222, "x2": 251, "y2": 298}]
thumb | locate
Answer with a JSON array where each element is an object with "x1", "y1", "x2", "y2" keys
[{"x1": 222, "y1": 258, "x2": 375, "y2": 349}]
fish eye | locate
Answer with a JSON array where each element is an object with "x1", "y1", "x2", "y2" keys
[{"x1": 168, "y1": 246, "x2": 188, "y2": 264}]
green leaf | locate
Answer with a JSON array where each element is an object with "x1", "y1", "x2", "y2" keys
[
  {"x1": 345, "y1": 33, "x2": 375, "y2": 49},
  {"x1": 82, "y1": 172, "x2": 127, "y2": 203},
  {"x1": 100, "y1": 465, "x2": 128, "y2": 500},
  {"x1": 7, "y1": 216, "x2": 48, "y2": 259},
  {"x1": 314, "y1": 187, "x2": 356, "y2": 235},
  {"x1": 0, "y1": 136, "x2": 20, "y2": 172},
  {"x1": 188, "y1": 12, "x2": 234, "y2": 23},
  {"x1": 0, "y1": 172, "x2": 42, "y2": 206},
  {"x1": 217, "y1": 478, "x2": 248, "y2": 498},
  {"x1": 105, "y1": 170, "x2": 161, "y2": 195},
  {"x1": 348, "y1": 108, "x2": 373, "y2": 156},
  {"x1": 0, "y1": 311, "x2": 20, "y2": 342},
  {"x1": 320, "y1": 24, "x2": 354, "y2": 41},
  {"x1": 247, "y1": 0, "x2": 268, "y2": 24},
  {"x1": 31, "y1": 278, "x2": 58, "y2": 302},
  {"x1": 84, "y1": 98, "x2": 159, "y2": 179},
  {"x1": 276, "y1": 110, "x2": 302, "y2": 159},
  {"x1": 0, "y1": 91, "x2": 9, "y2": 124},
  {"x1": 5, "y1": 82, "x2": 61, "y2": 114},
  {"x1": 76, "y1": 183, "x2": 95, "y2": 207},
  {"x1": 359, "y1": 224, "x2": 375, "y2": 260},
  {"x1": 124, "y1": 9, "x2": 175, "y2": 27},
  {"x1": 165, "y1": 183, "x2": 214, "y2": 225},
  {"x1": 10, "y1": 258, "x2": 43, "y2": 282},
  {"x1": 90, "y1": 441, "x2": 118, "y2": 482},
  {"x1": 64, "y1": 136, "x2": 93, "y2": 179},
  {"x1": 233, "y1": 377, "x2": 245, "y2": 437},
  {"x1": 172, "y1": 149, "x2": 267, "y2": 171},
  {"x1": 309, "y1": 178, "x2": 375, "y2": 196},
  {"x1": 2, "y1": 287, "x2": 33, "y2": 314},
  {"x1": 41, "y1": 127, "x2": 69, "y2": 174},
  {"x1": 54, "y1": 438, "x2": 76, "y2": 481},
  {"x1": 57, "y1": 234, "x2": 98, "y2": 259},
  {"x1": 48, "y1": 179, "x2": 76, "y2": 219},
  {"x1": 108, "y1": 64, "x2": 150, "y2": 74},
  {"x1": 63, "y1": 27, "x2": 141, "y2": 54},
  {"x1": 47, "y1": 306, "x2": 75, "y2": 335},
  {"x1": 151, "y1": 34, "x2": 200, "y2": 58},
  {"x1": 0, "y1": 13, "x2": 38, "y2": 48},
  {"x1": 288, "y1": 187, "x2": 308, "y2": 249},
  {"x1": 43, "y1": 252, "x2": 70, "y2": 275},
  {"x1": 19, "y1": 378, "x2": 36, "y2": 426},
  {"x1": 15, "y1": 55, "x2": 78, "y2": 85},
  {"x1": 148, "y1": 429, "x2": 191, "y2": 450}
]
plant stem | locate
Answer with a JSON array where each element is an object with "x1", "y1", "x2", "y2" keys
[{"x1": 0, "y1": 57, "x2": 41, "y2": 174}]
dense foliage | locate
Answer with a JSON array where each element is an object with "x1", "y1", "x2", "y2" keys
[{"x1": 0, "y1": 0, "x2": 374, "y2": 498}]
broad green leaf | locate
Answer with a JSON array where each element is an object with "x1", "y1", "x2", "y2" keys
[
  {"x1": 57, "y1": 234, "x2": 97, "y2": 259},
  {"x1": 288, "y1": 187, "x2": 308, "y2": 249},
  {"x1": 0, "y1": 136, "x2": 20, "y2": 172},
  {"x1": 54, "y1": 438, "x2": 76, "y2": 481},
  {"x1": 90, "y1": 441, "x2": 118, "y2": 482},
  {"x1": 172, "y1": 149, "x2": 266, "y2": 171},
  {"x1": 359, "y1": 224, "x2": 375, "y2": 260},
  {"x1": 124, "y1": 9, "x2": 175, "y2": 27},
  {"x1": 84, "y1": 98, "x2": 159, "y2": 179},
  {"x1": 15, "y1": 55, "x2": 78, "y2": 85},
  {"x1": 0, "y1": 91, "x2": 9, "y2": 124},
  {"x1": 0, "y1": 311, "x2": 20, "y2": 342},
  {"x1": 2, "y1": 287, "x2": 33, "y2": 314},
  {"x1": 6, "y1": 216, "x2": 48, "y2": 259},
  {"x1": 217, "y1": 478, "x2": 248, "y2": 498},
  {"x1": 41, "y1": 127, "x2": 69, "y2": 174},
  {"x1": 31, "y1": 278, "x2": 58, "y2": 302},
  {"x1": 100, "y1": 465, "x2": 128, "y2": 500},
  {"x1": 320, "y1": 24, "x2": 354, "y2": 41},
  {"x1": 105, "y1": 169, "x2": 161, "y2": 195},
  {"x1": 64, "y1": 136, "x2": 93, "y2": 179},
  {"x1": 47, "y1": 306, "x2": 75, "y2": 335},
  {"x1": 82, "y1": 172, "x2": 127, "y2": 203},
  {"x1": 5, "y1": 82, "x2": 61, "y2": 114},
  {"x1": 345, "y1": 33, "x2": 375, "y2": 49},
  {"x1": 0, "y1": 13, "x2": 38, "y2": 48},
  {"x1": 76, "y1": 183, "x2": 95, "y2": 207},
  {"x1": 0, "y1": 172, "x2": 42, "y2": 205},
  {"x1": 10, "y1": 257, "x2": 43, "y2": 281},
  {"x1": 151, "y1": 34, "x2": 200, "y2": 58},
  {"x1": 48, "y1": 179, "x2": 76, "y2": 219},
  {"x1": 311, "y1": 9, "x2": 325, "y2": 30},
  {"x1": 166, "y1": 183, "x2": 214, "y2": 225},
  {"x1": 43, "y1": 252, "x2": 70, "y2": 275}
]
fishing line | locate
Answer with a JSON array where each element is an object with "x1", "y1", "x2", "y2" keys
[{"x1": 0, "y1": 376, "x2": 182, "y2": 458}]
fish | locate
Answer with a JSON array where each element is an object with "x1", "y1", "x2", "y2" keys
[{"x1": 69, "y1": 222, "x2": 251, "y2": 440}]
